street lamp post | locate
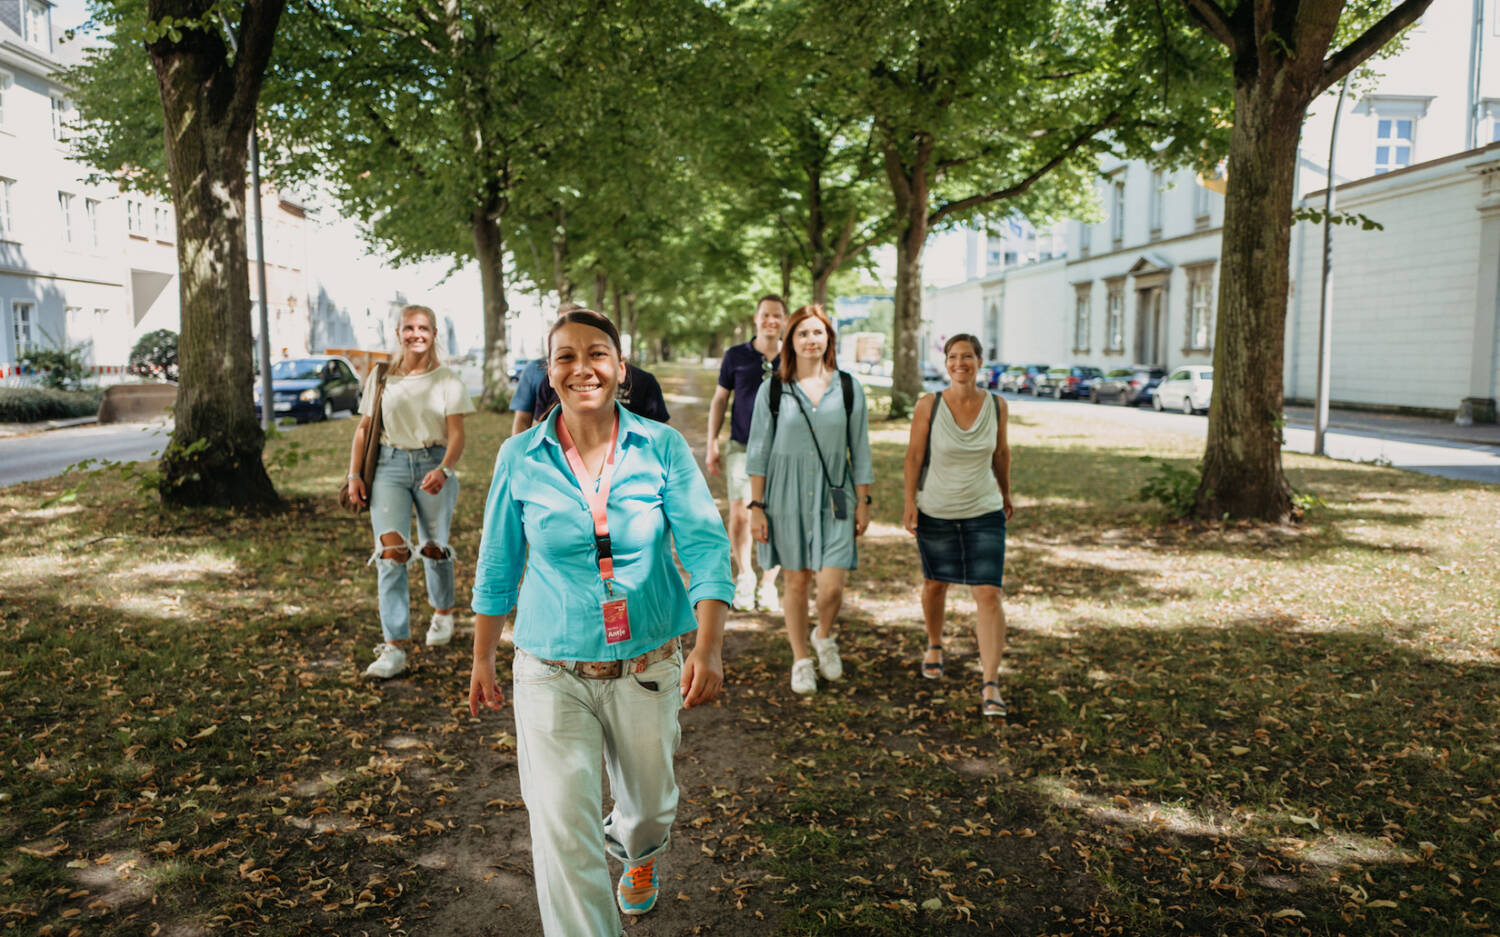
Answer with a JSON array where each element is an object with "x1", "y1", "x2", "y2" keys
[
  {"x1": 219, "y1": 14, "x2": 273, "y2": 432},
  {"x1": 1314, "y1": 76, "x2": 1351, "y2": 457}
]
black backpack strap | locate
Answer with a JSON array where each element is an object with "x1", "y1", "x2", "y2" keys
[
  {"x1": 840, "y1": 371, "x2": 853, "y2": 415},
  {"x1": 768, "y1": 375, "x2": 783, "y2": 438},
  {"x1": 839, "y1": 371, "x2": 854, "y2": 479}
]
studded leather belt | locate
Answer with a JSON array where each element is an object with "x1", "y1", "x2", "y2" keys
[{"x1": 542, "y1": 638, "x2": 679, "y2": 680}]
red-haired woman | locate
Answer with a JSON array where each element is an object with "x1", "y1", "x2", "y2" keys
[{"x1": 746, "y1": 305, "x2": 873, "y2": 695}]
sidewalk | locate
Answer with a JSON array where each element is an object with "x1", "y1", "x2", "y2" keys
[
  {"x1": 1281, "y1": 405, "x2": 1500, "y2": 448},
  {"x1": 0, "y1": 415, "x2": 98, "y2": 438}
]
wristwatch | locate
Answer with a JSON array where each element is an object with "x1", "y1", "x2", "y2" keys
[
  {"x1": 346, "y1": 473, "x2": 360, "y2": 481},
  {"x1": 440, "y1": 465, "x2": 454, "y2": 478},
  {"x1": 862, "y1": 495, "x2": 873, "y2": 505},
  {"x1": 747, "y1": 500, "x2": 766, "y2": 510}
]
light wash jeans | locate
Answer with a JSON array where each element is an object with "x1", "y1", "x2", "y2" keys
[
  {"x1": 511, "y1": 646, "x2": 684, "y2": 937},
  {"x1": 368, "y1": 444, "x2": 457, "y2": 642}
]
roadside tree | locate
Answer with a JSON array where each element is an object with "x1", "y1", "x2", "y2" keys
[{"x1": 1176, "y1": 0, "x2": 1433, "y2": 522}]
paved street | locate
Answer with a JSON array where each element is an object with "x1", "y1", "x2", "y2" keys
[
  {"x1": 0, "y1": 420, "x2": 173, "y2": 488},
  {"x1": 1005, "y1": 393, "x2": 1500, "y2": 484}
]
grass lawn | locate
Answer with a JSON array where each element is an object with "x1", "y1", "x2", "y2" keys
[{"x1": 1, "y1": 363, "x2": 1495, "y2": 936}]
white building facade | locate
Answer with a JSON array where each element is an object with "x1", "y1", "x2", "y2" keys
[
  {"x1": 923, "y1": 5, "x2": 1500, "y2": 418},
  {"x1": 0, "y1": 1, "x2": 491, "y2": 381}
]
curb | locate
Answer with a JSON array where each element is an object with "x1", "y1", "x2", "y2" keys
[{"x1": 0, "y1": 415, "x2": 100, "y2": 438}]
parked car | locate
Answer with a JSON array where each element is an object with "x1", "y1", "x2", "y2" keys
[
  {"x1": 1035, "y1": 365, "x2": 1104, "y2": 399},
  {"x1": 1000, "y1": 364, "x2": 1049, "y2": 394},
  {"x1": 1092, "y1": 366, "x2": 1167, "y2": 406},
  {"x1": 920, "y1": 361, "x2": 946, "y2": 384},
  {"x1": 1153, "y1": 365, "x2": 1214, "y2": 414},
  {"x1": 982, "y1": 361, "x2": 1008, "y2": 389},
  {"x1": 253, "y1": 355, "x2": 361, "y2": 423}
]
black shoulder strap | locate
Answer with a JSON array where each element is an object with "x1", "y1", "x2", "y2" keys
[
  {"x1": 768, "y1": 375, "x2": 783, "y2": 437},
  {"x1": 918, "y1": 391, "x2": 943, "y2": 491},
  {"x1": 840, "y1": 371, "x2": 853, "y2": 415}
]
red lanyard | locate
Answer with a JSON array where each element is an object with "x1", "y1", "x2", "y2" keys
[{"x1": 555, "y1": 412, "x2": 621, "y2": 583}]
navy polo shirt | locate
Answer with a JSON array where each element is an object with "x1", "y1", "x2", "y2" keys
[{"x1": 718, "y1": 341, "x2": 779, "y2": 444}]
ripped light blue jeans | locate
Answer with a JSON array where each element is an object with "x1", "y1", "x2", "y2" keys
[{"x1": 368, "y1": 444, "x2": 457, "y2": 642}]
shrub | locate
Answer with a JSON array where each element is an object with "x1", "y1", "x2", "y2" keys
[
  {"x1": 130, "y1": 329, "x2": 179, "y2": 381},
  {"x1": 1136, "y1": 456, "x2": 1205, "y2": 517},
  {"x1": 0, "y1": 386, "x2": 104, "y2": 423},
  {"x1": 20, "y1": 331, "x2": 92, "y2": 390}
]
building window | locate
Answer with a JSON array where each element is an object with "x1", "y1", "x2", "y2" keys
[
  {"x1": 1110, "y1": 176, "x2": 1125, "y2": 246},
  {"x1": 1072, "y1": 285, "x2": 1091, "y2": 352},
  {"x1": 1192, "y1": 180, "x2": 1212, "y2": 222},
  {"x1": 985, "y1": 301, "x2": 1000, "y2": 358},
  {"x1": 0, "y1": 70, "x2": 12, "y2": 129},
  {"x1": 12, "y1": 301, "x2": 35, "y2": 357},
  {"x1": 1148, "y1": 170, "x2": 1165, "y2": 237},
  {"x1": 1105, "y1": 282, "x2": 1125, "y2": 352},
  {"x1": 1185, "y1": 268, "x2": 1215, "y2": 351},
  {"x1": 127, "y1": 199, "x2": 146, "y2": 236},
  {"x1": 24, "y1": 0, "x2": 50, "y2": 51},
  {"x1": 0, "y1": 178, "x2": 13, "y2": 239},
  {"x1": 1079, "y1": 219, "x2": 1092, "y2": 256},
  {"x1": 85, "y1": 198, "x2": 101, "y2": 248},
  {"x1": 51, "y1": 96, "x2": 70, "y2": 143},
  {"x1": 58, "y1": 192, "x2": 75, "y2": 244},
  {"x1": 154, "y1": 206, "x2": 173, "y2": 241},
  {"x1": 1375, "y1": 118, "x2": 1415, "y2": 173}
]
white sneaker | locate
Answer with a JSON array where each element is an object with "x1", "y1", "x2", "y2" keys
[
  {"x1": 758, "y1": 581, "x2": 781, "y2": 613},
  {"x1": 810, "y1": 633, "x2": 843, "y2": 681},
  {"x1": 364, "y1": 643, "x2": 408, "y2": 679},
  {"x1": 790, "y1": 657, "x2": 818, "y2": 695},
  {"x1": 426, "y1": 612, "x2": 454, "y2": 647},
  {"x1": 732, "y1": 572, "x2": 757, "y2": 611}
]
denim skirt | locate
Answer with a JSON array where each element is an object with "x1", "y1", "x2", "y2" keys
[{"x1": 915, "y1": 509, "x2": 1007, "y2": 587}]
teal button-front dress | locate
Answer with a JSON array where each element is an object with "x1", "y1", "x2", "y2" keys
[{"x1": 744, "y1": 374, "x2": 874, "y2": 572}]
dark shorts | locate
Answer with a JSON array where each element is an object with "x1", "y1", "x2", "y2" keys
[{"x1": 915, "y1": 509, "x2": 1007, "y2": 588}]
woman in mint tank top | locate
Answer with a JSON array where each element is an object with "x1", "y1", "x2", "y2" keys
[{"x1": 901, "y1": 334, "x2": 1014, "y2": 718}]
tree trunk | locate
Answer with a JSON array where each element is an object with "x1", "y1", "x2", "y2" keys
[
  {"x1": 611, "y1": 285, "x2": 623, "y2": 331},
  {"x1": 891, "y1": 225, "x2": 926, "y2": 416},
  {"x1": 473, "y1": 203, "x2": 510, "y2": 410},
  {"x1": 593, "y1": 270, "x2": 608, "y2": 312},
  {"x1": 552, "y1": 204, "x2": 573, "y2": 306},
  {"x1": 1195, "y1": 81, "x2": 1304, "y2": 522},
  {"x1": 624, "y1": 293, "x2": 638, "y2": 360},
  {"x1": 779, "y1": 254, "x2": 792, "y2": 303},
  {"x1": 811, "y1": 259, "x2": 832, "y2": 307},
  {"x1": 885, "y1": 143, "x2": 929, "y2": 418},
  {"x1": 149, "y1": 0, "x2": 284, "y2": 509}
]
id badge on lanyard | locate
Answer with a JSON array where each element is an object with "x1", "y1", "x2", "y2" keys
[{"x1": 557, "y1": 413, "x2": 631, "y2": 645}]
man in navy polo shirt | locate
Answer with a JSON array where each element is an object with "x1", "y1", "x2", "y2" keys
[{"x1": 706, "y1": 294, "x2": 786, "y2": 612}]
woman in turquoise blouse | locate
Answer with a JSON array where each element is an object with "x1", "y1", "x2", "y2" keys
[
  {"x1": 747, "y1": 304, "x2": 874, "y2": 696},
  {"x1": 469, "y1": 308, "x2": 733, "y2": 937}
]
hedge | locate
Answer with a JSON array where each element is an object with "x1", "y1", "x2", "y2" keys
[{"x1": 0, "y1": 386, "x2": 104, "y2": 423}]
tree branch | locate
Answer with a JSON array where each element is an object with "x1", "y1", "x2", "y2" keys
[
  {"x1": 1317, "y1": 0, "x2": 1435, "y2": 96},
  {"x1": 929, "y1": 111, "x2": 1123, "y2": 226},
  {"x1": 1177, "y1": 0, "x2": 1237, "y2": 52}
]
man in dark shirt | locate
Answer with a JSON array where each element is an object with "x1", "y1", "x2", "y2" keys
[
  {"x1": 706, "y1": 294, "x2": 786, "y2": 612},
  {"x1": 529, "y1": 361, "x2": 670, "y2": 424},
  {"x1": 509, "y1": 357, "x2": 549, "y2": 436}
]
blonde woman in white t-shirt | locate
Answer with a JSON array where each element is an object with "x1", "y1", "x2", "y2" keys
[
  {"x1": 902, "y1": 334, "x2": 1014, "y2": 718},
  {"x1": 346, "y1": 305, "x2": 477, "y2": 679}
]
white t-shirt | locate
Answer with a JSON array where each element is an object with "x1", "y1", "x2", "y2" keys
[{"x1": 359, "y1": 365, "x2": 476, "y2": 449}]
